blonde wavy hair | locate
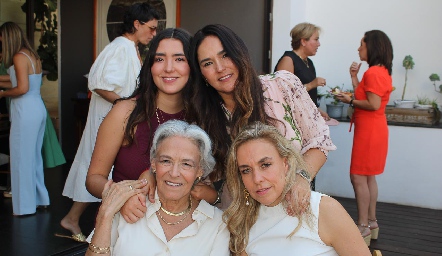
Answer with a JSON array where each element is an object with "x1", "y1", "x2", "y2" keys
[
  {"x1": 223, "y1": 122, "x2": 313, "y2": 255},
  {"x1": 290, "y1": 22, "x2": 321, "y2": 50}
]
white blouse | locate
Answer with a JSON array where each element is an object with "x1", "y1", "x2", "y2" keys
[
  {"x1": 89, "y1": 195, "x2": 230, "y2": 256},
  {"x1": 246, "y1": 191, "x2": 338, "y2": 256}
]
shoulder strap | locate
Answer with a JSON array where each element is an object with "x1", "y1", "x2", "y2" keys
[{"x1": 18, "y1": 51, "x2": 36, "y2": 74}]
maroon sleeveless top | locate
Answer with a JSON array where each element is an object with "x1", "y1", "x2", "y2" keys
[{"x1": 112, "y1": 109, "x2": 185, "y2": 182}]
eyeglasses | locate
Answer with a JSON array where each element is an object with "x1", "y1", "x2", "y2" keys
[{"x1": 139, "y1": 21, "x2": 157, "y2": 32}]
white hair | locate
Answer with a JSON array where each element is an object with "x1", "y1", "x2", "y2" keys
[{"x1": 150, "y1": 120, "x2": 215, "y2": 177}]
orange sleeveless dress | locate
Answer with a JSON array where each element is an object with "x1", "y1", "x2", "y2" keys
[{"x1": 350, "y1": 66, "x2": 392, "y2": 175}]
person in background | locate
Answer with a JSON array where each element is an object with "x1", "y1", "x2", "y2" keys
[
  {"x1": 274, "y1": 22, "x2": 330, "y2": 124},
  {"x1": 336, "y1": 30, "x2": 393, "y2": 246},
  {"x1": 187, "y1": 24, "x2": 336, "y2": 211},
  {"x1": 224, "y1": 122, "x2": 371, "y2": 256},
  {"x1": 59, "y1": 2, "x2": 159, "y2": 242},
  {"x1": 85, "y1": 28, "x2": 192, "y2": 223},
  {"x1": 274, "y1": 23, "x2": 329, "y2": 191},
  {"x1": 0, "y1": 39, "x2": 65, "y2": 198},
  {"x1": 85, "y1": 120, "x2": 229, "y2": 256},
  {"x1": 0, "y1": 22, "x2": 48, "y2": 215}
]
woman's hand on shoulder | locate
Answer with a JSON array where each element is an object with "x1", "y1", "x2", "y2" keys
[
  {"x1": 98, "y1": 179, "x2": 148, "y2": 220},
  {"x1": 318, "y1": 196, "x2": 371, "y2": 255},
  {"x1": 191, "y1": 182, "x2": 217, "y2": 204},
  {"x1": 120, "y1": 193, "x2": 147, "y2": 223},
  {"x1": 139, "y1": 170, "x2": 156, "y2": 203},
  {"x1": 285, "y1": 177, "x2": 311, "y2": 216}
]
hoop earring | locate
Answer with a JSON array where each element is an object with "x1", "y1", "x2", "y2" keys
[{"x1": 244, "y1": 189, "x2": 250, "y2": 206}]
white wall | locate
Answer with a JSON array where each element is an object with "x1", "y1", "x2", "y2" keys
[
  {"x1": 272, "y1": 0, "x2": 442, "y2": 209},
  {"x1": 272, "y1": 0, "x2": 442, "y2": 106},
  {"x1": 315, "y1": 123, "x2": 442, "y2": 210}
]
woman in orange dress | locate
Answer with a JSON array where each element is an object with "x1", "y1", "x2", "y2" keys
[{"x1": 336, "y1": 30, "x2": 393, "y2": 246}]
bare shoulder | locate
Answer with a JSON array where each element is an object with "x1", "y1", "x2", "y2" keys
[
  {"x1": 275, "y1": 56, "x2": 295, "y2": 73},
  {"x1": 107, "y1": 98, "x2": 136, "y2": 120},
  {"x1": 319, "y1": 195, "x2": 347, "y2": 216}
]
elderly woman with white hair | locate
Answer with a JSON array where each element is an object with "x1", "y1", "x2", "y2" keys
[{"x1": 86, "y1": 120, "x2": 229, "y2": 256}]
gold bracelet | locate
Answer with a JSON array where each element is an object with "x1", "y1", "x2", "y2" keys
[{"x1": 88, "y1": 243, "x2": 111, "y2": 254}]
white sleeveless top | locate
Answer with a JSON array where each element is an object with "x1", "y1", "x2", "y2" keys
[{"x1": 246, "y1": 191, "x2": 338, "y2": 256}]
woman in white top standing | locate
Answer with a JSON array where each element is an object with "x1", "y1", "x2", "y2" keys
[
  {"x1": 0, "y1": 22, "x2": 48, "y2": 216},
  {"x1": 224, "y1": 122, "x2": 371, "y2": 256},
  {"x1": 59, "y1": 3, "x2": 159, "y2": 241}
]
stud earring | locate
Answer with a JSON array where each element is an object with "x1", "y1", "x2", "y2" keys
[
  {"x1": 151, "y1": 168, "x2": 156, "y2": 174},
  {"x1": 244, "y1": 189, "x2": 250, "y2": 206}
]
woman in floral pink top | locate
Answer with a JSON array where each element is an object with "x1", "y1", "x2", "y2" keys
[{"x1": 188, "y1": 24, "x2": 336, "y2": 210}]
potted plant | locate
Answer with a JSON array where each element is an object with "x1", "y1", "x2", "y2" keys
[
  {"x1": 429, "y1": 73, "x2": 442, "y2": 93},
  {"x1": 415, "y1": 95, "x2": 433, "y2": 109},
  {"x1": 394, "y1": 55, "x2": 416, "y2": 108},
  {"x1": 325, "y1": 85, "x2": 352, "y2": 119}
]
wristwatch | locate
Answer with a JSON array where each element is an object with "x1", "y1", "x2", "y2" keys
[
  {"x1": 350, "y1": 99, "x2": 354, "y2": 108},
  {"x1": 296, "y1": 169, "x2": 312, "y2": 183}
]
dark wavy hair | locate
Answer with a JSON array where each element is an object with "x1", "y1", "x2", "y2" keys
[
  {"x1": 364, "y1": 30, "x2": 394, "y2": 75},
  {"x1": 120, "y1": 2, "x2": 160, "y2": 35},
  {"x1": 121, "y1": 28, "x2": 193, "y2": 146},
  {"x1": 189, "y1": 24, "x2": 275, "y2": 181}
]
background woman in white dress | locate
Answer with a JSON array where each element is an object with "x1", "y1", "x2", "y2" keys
[
  {"x1": 224, "y1": 122, "x2": 371, "y2": 256},
  {"x1": 0, "y1": 22, "x2": 48, "y2": 216},
  {"x1": 59, "y1": 3, "x2": 159, "y2": 241}
]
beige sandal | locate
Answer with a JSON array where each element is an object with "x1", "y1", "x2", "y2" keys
[
  {"x1": 369, "y1": 219, "x2": 379, "y2": 240},
  {"x1": 54, "y1": 232, "x2": 87, "y2": 243},
  {"x1": 357, "y1": 223, "x2": 372, "y2": 246}
]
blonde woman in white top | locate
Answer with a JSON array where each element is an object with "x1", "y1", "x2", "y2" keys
[{"x1": 224, "y1": 122, "x2": 371, "y2": 256}]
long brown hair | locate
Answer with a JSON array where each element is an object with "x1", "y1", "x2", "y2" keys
[
  {"x1": 0, "y1": 22, "x2": 39, "y2": 68},
  {"x1": 120, "y1": 28, "x2": 193, "y2": 146},
  {"x1": 189, "y1": 24, "x2": 276, "y2": 181}
]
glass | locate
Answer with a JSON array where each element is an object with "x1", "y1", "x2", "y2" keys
[
  {"x1": 155, "y1": 157, "x2": 198, "y2": 172},
  {"x1": 139, "y1": 21, "x2": 157, "y2": 32}
]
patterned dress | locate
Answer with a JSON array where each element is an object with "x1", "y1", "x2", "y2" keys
[{"x1": 218, "y1": 71, "x2": 336, "y2": 210}]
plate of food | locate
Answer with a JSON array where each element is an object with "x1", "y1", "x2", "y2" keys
[{"x1": 330, "y1": 88, "x2": 353, "y2": 97}]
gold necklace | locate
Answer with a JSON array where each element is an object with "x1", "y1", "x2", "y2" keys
[
  {"x1": 157, "y1": 197, "x2": 193, "y2": 225},
  {"x1": 160, "y1": 196, "x2": 192, "y2": 216},
  {"x1": 157, "y1": 210, "x2": 189, "y2": 225},
  {"x1": 294, "y1": 51, "x2": 309, "y2": 68},
  {"x1": 301, "y1": 58, "x2": 309, "y2": 68}
]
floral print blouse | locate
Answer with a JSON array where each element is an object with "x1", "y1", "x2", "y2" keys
[{"x1": 259, "y1": 70, "x2": 336, "y2": 156}]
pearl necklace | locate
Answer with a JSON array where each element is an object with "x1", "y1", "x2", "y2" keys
[
  {"x1": 155, "y1": 108, "x2": 163, "y2": 125},
  {"x1": 155, "y1": 108, "x2": 185, "y2": 125}
]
